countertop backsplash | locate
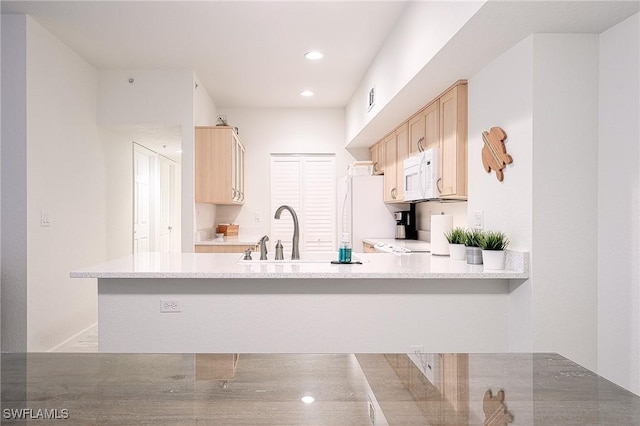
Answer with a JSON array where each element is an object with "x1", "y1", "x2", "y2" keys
[{"x1": 415, "y1": 201, "x2": 467, "y2": 241}]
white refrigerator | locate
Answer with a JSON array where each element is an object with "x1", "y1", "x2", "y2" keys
[{"x1": 336, "y1": 175, "x2": 398, "y2": 251}]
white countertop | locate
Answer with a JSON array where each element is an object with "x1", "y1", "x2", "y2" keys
[
  {"x1": 362, "y1": 238, "x2": 431, "y2": 252},
  {"x1": 71, "y1": 251, "x2": 528, "y2": 280}
]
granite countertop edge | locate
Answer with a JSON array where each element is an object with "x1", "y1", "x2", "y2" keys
[{"x1": 70, "y1": 251, "x2": 529, "y2": 280}]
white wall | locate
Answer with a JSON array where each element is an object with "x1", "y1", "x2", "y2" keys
[
  {"x1": 346, "y1": 1, "x2": 484, "y2": 144},
  {"x1": 598, "y1": 12, "x2": 640, "y2": 395},
  {"x1": 100, "y1": 129, "x2": 134, "y2": 260},
  {"x1": 214, "y1": 108, "x2": 353, "y2": 241},
  {"x1": 467, "y1": 34, "x2": 600, "y2": 370},
  {"x1": 0, "y1": 14, "x2": 3, "y2": 349},
  {"x1": 25, "y1": 17, "x2": 106, "y2": 351},
  {"x1": 532, "y1": 34, "x2": 599, "y2": 371},
  {"x1": 1, "y1": 14, "x2": 28, "y2": 351},
  {"x1": 98, "y1": 68, "x2": 203, "y2": 252},
  {"x1": 467, "y1": 36, "x2": 534, "y2": 353},
  {"x1": 193, "y1": 72, "x2": 217, "y2": 127},
  {"x1": 468, "y1": 36, "x2": 533, "y2": 252}
]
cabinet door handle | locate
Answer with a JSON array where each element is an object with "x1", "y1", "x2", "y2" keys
[
  {"x1": 436, "y1": 178, "x2": 442, "y2": 194},
  {"x1": 232, "y1": 188, "x2": 237, "y2": 200},
  {"x1": 417, "y1": 136, "x2": 425, "y2": 152},
  {"x1": 391, "y1": 188, "x2": 397, "y2": 199}
]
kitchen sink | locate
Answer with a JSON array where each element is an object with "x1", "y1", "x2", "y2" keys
[{"x1": 237, "y1": 251, "x2": 367, "y2": 264}]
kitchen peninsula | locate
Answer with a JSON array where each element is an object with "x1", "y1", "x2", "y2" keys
[{"x1": 71, "y1": 251, "x2": 528, "y2": 353}]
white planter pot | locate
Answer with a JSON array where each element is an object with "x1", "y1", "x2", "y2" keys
[
  {"x1": 448, "y1": 244, "x2": 466, "y2": 260},
  {"x1": 482, "y1": 250, "x2": 506, "y2": 270}
]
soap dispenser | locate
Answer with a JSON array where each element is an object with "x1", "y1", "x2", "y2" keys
[{"x1": 338, "y1": 233, "x2": 352, "y2": 263}]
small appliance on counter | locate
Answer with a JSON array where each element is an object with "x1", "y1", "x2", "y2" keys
[
  {"x1": 217, "y1": 223, "x2": 239, "y2": 236},
  {"x1": 393, "y1": 207, "x2": 417, "y2": 240}
]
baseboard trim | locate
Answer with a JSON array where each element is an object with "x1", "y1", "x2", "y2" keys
[{"x1": 47, "y1": 322, "x2": 98, "y2": 352}]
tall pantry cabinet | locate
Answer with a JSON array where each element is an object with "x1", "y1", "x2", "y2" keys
[{"x1": 195, "y1": 126, "x2": 245, "y2": 205}]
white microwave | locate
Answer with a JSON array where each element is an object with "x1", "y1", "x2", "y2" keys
[{"x1": 403, "y1": 147, "x2": 440, "y2": 201}]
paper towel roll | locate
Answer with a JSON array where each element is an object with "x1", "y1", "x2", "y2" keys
[{"x1": 431, "y1": 214, "x2": 453, "y2": 256}]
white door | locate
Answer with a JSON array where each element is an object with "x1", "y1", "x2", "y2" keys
[
  {"x1": 133, "y1": 144, "x2": 156, "y2": 254},
  {"x1": 158, "y1": 156, "x2": 175, "y2": 253}
]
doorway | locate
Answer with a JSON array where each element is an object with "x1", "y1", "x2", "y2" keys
[{"x1": 133, "y1": 142, "x2": 181, "y2": 254}]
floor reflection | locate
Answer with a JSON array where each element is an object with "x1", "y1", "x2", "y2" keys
[{"x1": 2, "y1": 352, "x2": 639, "y2": 425}]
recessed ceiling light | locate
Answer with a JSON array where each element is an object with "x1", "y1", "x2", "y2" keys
[
  {"x1": 300, "y1": 90, "x2": 314, "y2": 97},
  {"x1": 304, "y1": 51, "x2": 324, "y2": 60}
]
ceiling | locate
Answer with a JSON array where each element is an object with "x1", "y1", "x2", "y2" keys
[
  {"x1": 1, "y1": 0, "x2": 407, "y2": 109},
  {"x1": 3, "y1": 1, "x2": 639, "y2": 155},
  {"x1": 1, "y1": 0, "x2": 408, "y2": 162}
]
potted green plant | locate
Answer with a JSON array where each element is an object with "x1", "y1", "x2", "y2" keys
[
  {"x1": 464, "y1": 228, "x2": 484, "y2": 265},
  {"x1": 479, "y1": 230, "x2": 510, "y2": 270},
  {"x1": 444, "y1": 227, "x2": 467, "y2": 260}
]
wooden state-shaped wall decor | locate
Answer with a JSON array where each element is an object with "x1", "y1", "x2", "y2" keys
[{"x1": 482, "y1": 127, "x2": 513, "y2": 181}]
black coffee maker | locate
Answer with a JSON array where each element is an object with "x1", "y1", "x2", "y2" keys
[{"x1": 393, "y1": 208, "x2": 417, "y2": 240}]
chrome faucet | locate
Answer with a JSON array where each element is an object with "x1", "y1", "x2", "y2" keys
[
  {"x1": 259, "y1": 235, "x2": 269, "y2": 260},
  {"x1": 274, "y1": 205, "x2": 300, "y2": 260}
]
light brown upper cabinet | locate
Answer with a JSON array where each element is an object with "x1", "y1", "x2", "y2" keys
[
  {"x1": 438, "y1": 82, "x2": 467, "y2": 199},
  {"x1": 376, "y1": 80, "x2": 467, "y2": 202},
  {"x1": 383, "y1": 123, "x2": 409, "y2": 203},
  {"x1": 369, "y1": 140, "x2": 385, "y2": 175},
  {"x1": 408, "y1": 100, "x2": 440, "y2": 156},
  {"x1": 195, "y1": 126, "x2": 245, "y2": 205}
]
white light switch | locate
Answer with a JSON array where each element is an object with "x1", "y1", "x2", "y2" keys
[
  {"x1": 41, "y1": 210, "x2": 51, "y2": 227},
  {"x1": 473, "y1": 210, "x2": 484, "y2": 229},
  {"x1": 254, "y1": 212, "x2": 261, "y2": 222}
]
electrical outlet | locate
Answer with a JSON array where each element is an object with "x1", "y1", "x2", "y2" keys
[
  {"x1": 160, "y1": 299, "x2": 182, "y2": 313},
  {"x1": 254, "y1": 212, "x2": 261, "y2": 222},
  {"x1": 410, "y1": 344, "x2": 424, "y2": 354}
]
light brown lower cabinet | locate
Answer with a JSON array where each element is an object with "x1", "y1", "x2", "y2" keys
[{"x1": 195, "y1": 245, "x2": 256, "y2": 254}]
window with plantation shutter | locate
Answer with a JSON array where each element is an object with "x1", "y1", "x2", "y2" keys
[{"x1": 270, "y1": 155, "x2": 336, "y2": 255}]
